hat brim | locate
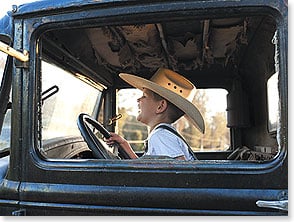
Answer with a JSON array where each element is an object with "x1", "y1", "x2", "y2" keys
[{"x1": 119, "y1": 73, "x2": 205, "y2": 133}]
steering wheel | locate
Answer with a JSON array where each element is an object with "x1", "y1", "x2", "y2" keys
[{"x1": 77, "y1": 113, "x2": 131, "y2": 159}]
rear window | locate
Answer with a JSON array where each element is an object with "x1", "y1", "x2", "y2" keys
[{"x1": 117, "y1": 88, "x2": 229, "y2": 152}]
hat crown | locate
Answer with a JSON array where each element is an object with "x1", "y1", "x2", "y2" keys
[{"x1": 150, "y1": 68, "x2": 196, "y2": 102}]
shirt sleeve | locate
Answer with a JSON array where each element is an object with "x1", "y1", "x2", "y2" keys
[{"x1": 146, "y1": 128, "x2": 185, "y2": 158}]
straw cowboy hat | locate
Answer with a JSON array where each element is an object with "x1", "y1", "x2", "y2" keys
[{"x1": 119, "y1": 68, "x2": 205, "y2": 133}]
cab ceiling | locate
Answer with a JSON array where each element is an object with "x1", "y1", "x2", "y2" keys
[{"x1": 42, "y1": 15, "x2": 275, "y2": 86}]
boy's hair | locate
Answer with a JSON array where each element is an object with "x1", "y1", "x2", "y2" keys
[{"x1": 150, "y1": 90, "x2": 185, "y2": 123}]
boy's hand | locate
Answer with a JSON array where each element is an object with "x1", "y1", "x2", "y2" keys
[{"x1": 105, "y1": 132, "x2": 128, "y2": 146}]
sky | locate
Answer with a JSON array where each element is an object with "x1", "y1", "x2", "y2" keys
[{"x1": 1, "y1": 0, "x2": 36, "y2": 17}]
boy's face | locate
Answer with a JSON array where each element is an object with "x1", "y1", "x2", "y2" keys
[{"x1": 136, "y1": 88, "x2": 162, "y2": 125}]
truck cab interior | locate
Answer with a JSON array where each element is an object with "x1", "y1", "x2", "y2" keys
[{"x1": 32, "y1": 13, "x2": 279, "y2": 161}]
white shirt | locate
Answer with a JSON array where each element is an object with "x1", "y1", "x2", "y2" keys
[{"x1": 144, "y1": 123, "x2": 193, "y2": 160}]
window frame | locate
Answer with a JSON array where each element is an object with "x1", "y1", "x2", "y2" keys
[{"x1": 25, "y1": 2, "x2": 287, "y2": 174}]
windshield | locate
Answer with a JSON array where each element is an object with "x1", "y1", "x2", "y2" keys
[{"x1": 41, "y1": 62, "x2": 102, "y2": 143}]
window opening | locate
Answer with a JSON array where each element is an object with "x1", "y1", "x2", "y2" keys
[
  {"x1": 267, "y1": 72, "x2": 279, "y2": 133},
  {"x1": 117, "y1": 88, "x2": 229, "y2": 152},
  {"x1": 40, "y1": 61, "x2": 102, "y2": 158}
]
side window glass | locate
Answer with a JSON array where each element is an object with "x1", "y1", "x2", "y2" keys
[
  {"x1": 117, "y1": 88, "x2": 229, "y2": 152},
  {"x1": 189, "y1": 88, "x2": 229, "y2": 151},
  {"x1": 40, "y1": 61, "x2": 102, "y2": 159},
  {"x1": 267, "y1": 72, "x2": 279, "y2": 133},
  {"x1": 0, "y1": 51, "x2": 10, "y2": 152},
  {"x1": 0, "y1": 52, "x2": 5, "y2": 75},
  {"x1": 0, "y1": 110, "x2": 10, "y2": 151},
  {"x1": 117, "y1": 89, "x2": 148, "y2": 152}
]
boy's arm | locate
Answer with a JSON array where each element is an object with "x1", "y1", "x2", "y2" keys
[{"x1": 118, "y1": 140, "x2": 138, "y2": 159}]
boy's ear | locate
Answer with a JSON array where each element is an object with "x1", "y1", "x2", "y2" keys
[{"x1": 156, "y1": 100, "x2": 168, "y2": 113}]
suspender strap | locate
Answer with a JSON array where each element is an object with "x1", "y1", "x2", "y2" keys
[{"x1": 155, "y1": 125, "x2": 197, "y2": 160}]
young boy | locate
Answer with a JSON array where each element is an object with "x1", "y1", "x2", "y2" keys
[{"x1": 106, "y1": 68, "x2": 205, "y2": 160}]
